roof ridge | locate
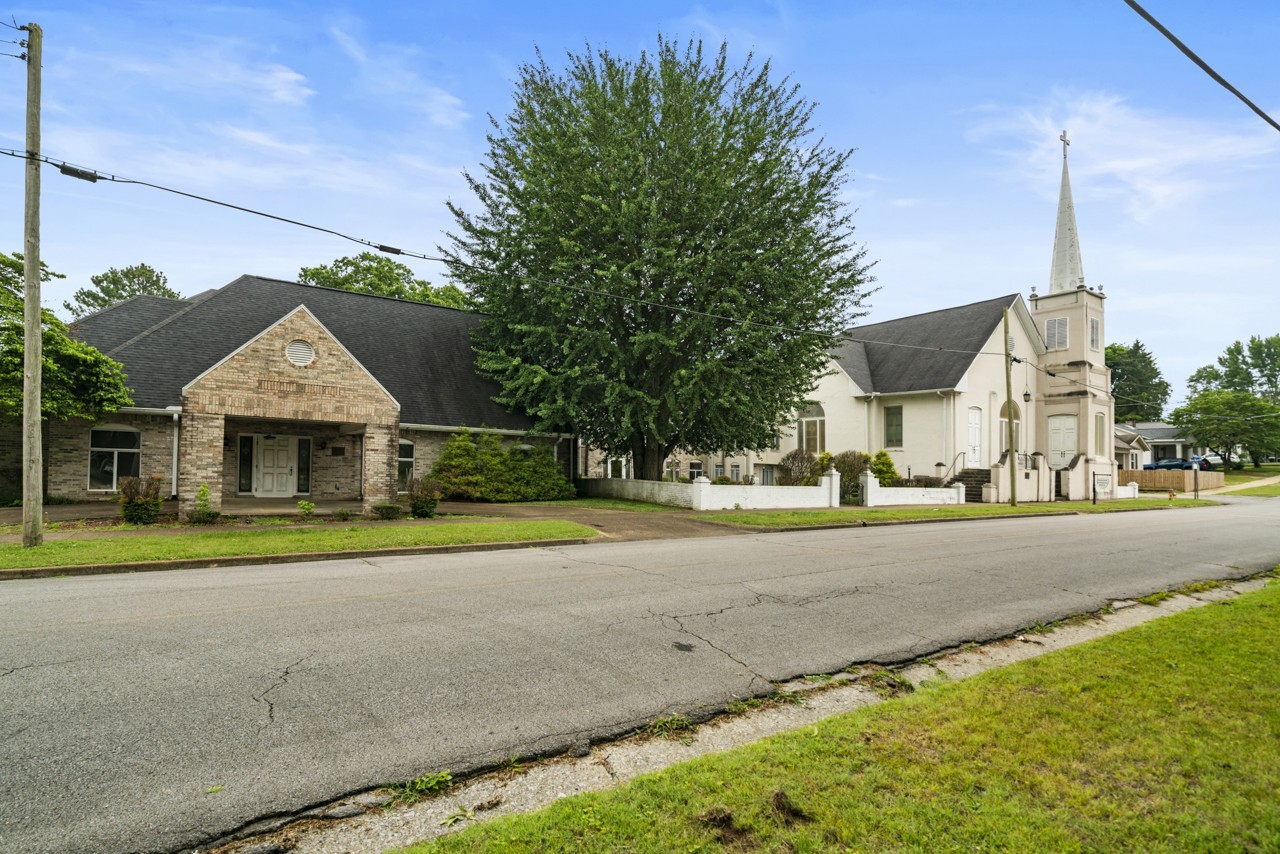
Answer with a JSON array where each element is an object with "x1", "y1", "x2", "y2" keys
[
  {"x1": 68, "y1": 292, "x2": 186, "y2": 329},
  {"x1": 104, "y1": 279, "x2": 240, "y2": 357},
  {"x1": 847, "y1": 292, "x2": 1019, "y2": 334},
  {"x1": 241, "y1": 275, "x2": 475, "y2": 314}
]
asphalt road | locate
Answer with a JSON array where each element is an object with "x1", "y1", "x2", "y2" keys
[{"x1": 3, "y1": 498, "x2": 1279, "y2": 854}]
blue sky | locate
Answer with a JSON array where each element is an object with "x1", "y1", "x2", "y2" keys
[{"x1": 2, "y1": 1, "x2": 1277, "y2": 408}]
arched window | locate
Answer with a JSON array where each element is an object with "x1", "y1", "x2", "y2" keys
[
  {"x1": 798, "y1": 403, "x2": 825, "y2": 453},
  {"x1": 89, "y1": 425, "x2": 141, "y2": 491},
  {"x1": 999, "y1": 401, "x2": 1022, "y2": 453}
]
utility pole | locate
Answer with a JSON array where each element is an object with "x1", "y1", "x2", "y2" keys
[
  {"x1": 1004, "y1": 307, "x2": 1018, "y2": 507},
  {"x1": 21, "y1": 22, "x2": 43, "y2": 547}
]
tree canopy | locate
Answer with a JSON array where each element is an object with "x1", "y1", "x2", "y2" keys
[
  {"x1": 1169, "y1": 390, "x2": 1279, "y2": 469},
  {"x1": 63, "y1": 263, "x2": 180, "y2": 319},
  {"x1": 0, "y1": 253, "x2": 132, "y2": 423},
  {"x1": 1105, "y1": 340, "x2": 1170, "y2": 421},
  {"x1": 298, "y1": 252, "x2": 469, "y2": 309},
  {"x1": 443, "y1": 38, "x2": 874, "y2": 479},
  {"x1": 1182, "y1": 334, "x2": 1280, "y2": 465}
]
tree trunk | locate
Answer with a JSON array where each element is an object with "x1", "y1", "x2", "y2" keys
[{"x1": 632, "y1": 439, "x2": 670, "y2": 481}]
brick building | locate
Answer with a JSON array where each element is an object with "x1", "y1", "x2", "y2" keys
[{"x1": 8, "y1": 276, "x2": 570, "y2": 514}]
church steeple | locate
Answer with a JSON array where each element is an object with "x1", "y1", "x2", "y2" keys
[{"x1": 1048, "y1": 130, "x2": 1084, "y2": 294}]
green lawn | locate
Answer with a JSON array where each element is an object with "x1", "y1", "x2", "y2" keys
[
  {"x1": 1230, "y1": 482, "x2": 1280, "y2": 497},
  {"x1": 406, "y1": 578, "x2": 1280, "y2": 853},
  {"x1": 709, "y1": 498, "x2": 1215, "y2": 528},
  {"x1": 0, "y1": 520, "x2": 597, "y2": 570},
  {"x1": 516, "y1": 497, "x2": 683, "y2": 513},
  {"x1": 1223, "y1": 462, "x2": 1280, "y2": 487}
]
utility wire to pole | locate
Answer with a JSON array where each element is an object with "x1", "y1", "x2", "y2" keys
[{"x1": 20, "y1": 21, "x2": 42, "y2": 548}]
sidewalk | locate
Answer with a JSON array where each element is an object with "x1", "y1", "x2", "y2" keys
[{"x1": 1191, "y1": 473, "x2": 1280, "y2": 496}]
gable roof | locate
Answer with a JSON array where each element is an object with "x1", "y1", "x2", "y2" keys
[
  {"x1": 74, "y1": 276, "x2": 536, "y2": 431},
  {"x1": 69, "y1": 294, "x2": 194, "y2": 353},
  {"x1": 832, "y1": 294, "x2": 1024, "y2": 394}
]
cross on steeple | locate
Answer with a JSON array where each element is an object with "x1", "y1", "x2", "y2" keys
[{"x1": 1060, "y1": 129, "x2": 1070, "y2": 159}]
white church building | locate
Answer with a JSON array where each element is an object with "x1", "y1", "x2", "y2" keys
[{"x1": 607, "y1": 134, "x2": 1119, "y2": 502}]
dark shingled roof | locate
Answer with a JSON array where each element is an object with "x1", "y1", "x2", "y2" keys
[
  {"x1": 69, "y1": 294, "x2": 193, "y2": 354},
  {"x1": 833, "y1": 294, "x2": 1020, "y2": 394},
  {"x1": 73, "y1": 275, "x2": 536, "y2": 431}
]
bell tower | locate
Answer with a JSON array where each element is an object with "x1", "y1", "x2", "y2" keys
[{"x1": 1029, "y1": 131, "x2": 1116, "y2": 497}]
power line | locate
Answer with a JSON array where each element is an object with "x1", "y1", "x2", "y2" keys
[
  {"x1": 0, "y1": 147, "x2": 999, "y2": 358},
  {"x1": 5, "y1": 147, "x2": 1274, "y2": 423},
  {"x1": 1123, "y1": 0, "x2": 1280, "y2": 134}
]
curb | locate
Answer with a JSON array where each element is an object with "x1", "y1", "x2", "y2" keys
[
  {"x1": 0, "y1": 537, "x2": 594, "y2": 581},
  {"x1": 713, "y1": 504, "x2": 1198, "y2": 534}
]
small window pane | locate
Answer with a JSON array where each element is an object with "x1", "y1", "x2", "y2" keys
[
  {"x1": 117, "y1": 451, "x2": 140, "y2": 480},
  {"x1": 297, "y1": 438, "x2": 312, "y2": 493},
  {"x1": 92, "y1": 429, "x2": 140, "y2": 450},
  {"x1": 398, "y1": 460, "x2": 414, "y2": 493},
  {"x1": 238, "y1": 437, "x2": 254, "y2": 492},
  {"x1": 89, "y1": 451, "x2": 116, "y2": 490}
]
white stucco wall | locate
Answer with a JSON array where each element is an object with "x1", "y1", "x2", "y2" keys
[{"x1": 579, "y1": 474, "x2": 840, "y2": 510}]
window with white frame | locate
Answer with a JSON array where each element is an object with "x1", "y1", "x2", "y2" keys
[
  {"x1": 397, "y1": 440, "x2": 415, "y2": 493},
  {"x1": 730, "y1": 463, "x2": 741, "y2": 481},
  {"x1": 1089, "y1": 316, "x2": 1100, "y2": 350},
  {"x1": 665, "y1": 459, "x2": 681, "y2": 481},
  {"x1": 687, "y1": 460, "x2": 703, "y2": 480},
  {"x1": 89, "y1": 427, "x2": 141, "y2": 491},
  {"x1": 1046, "y1": 317, "x2": 1069, "y2": 350},
  {"x1": 797, "y1": 403, "x2": 825, "y2": 453},
  {"x1": 759, "y1": 465, "x2": 775, "y2": 485},
  {"x1": 1095, "y1": 412, "x2": 1106, "y2": 456},
  {"x1": 999, "y1": 401, "x2": 1022, "y2": 453},
  {"x1": 884, "y1": 405, "x2": 904, "y2": 448}
]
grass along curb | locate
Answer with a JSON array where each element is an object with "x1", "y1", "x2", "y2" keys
[{"x1": 0, "y1": 520, "x2": 598, "y2": 577}]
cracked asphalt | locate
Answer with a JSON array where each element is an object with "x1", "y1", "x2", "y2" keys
[{"x1": 2, "y1": 497, "x2": 1278, "y2": 854}]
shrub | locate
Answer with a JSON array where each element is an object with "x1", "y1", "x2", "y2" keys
[
  {"x1": 408, "y1": 476, "x2": 443, "y2": 518},
  {"x1": 372, "y1": 502, "x2": 403, "y2": 520},
  {"x1": 431, "y1": 430, "x2": 574, "y2": 502},
  {"x1": 870, "y1": 450, "x2": 900, "y2": 487},
  {"x1": 712, "y1": 475, "x2": 734, "y2": 485},
  {"x1": 892, "y1": 475, "x2": 944, "y2": 488},
  {"x1": 187, "y1": 482, "x2": 220, "y2": 525},
  {"x1": 335, "y1": 508, "x2": 352, "y2": 522},
  {"x1": 831, "y1": 450, "x2": 872, "y2": 503},
  {"x1": 777, "y1": 448, "x2": 817, "y2": 486},
  {"x1": 119, "y1": 475, "x2": 163, "y2": 525},
  {"x1": 297, "y1": 499, "x2": 315, "y2": 519}
]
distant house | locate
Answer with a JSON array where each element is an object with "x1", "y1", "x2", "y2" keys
[
  {"x1": 3, "y1": 276, "x2": 569, "y2": 513},
  {"x1": 1113, "y1": 424, "x2": 1153, "y2": 470},
  {"x1": 1118, "y1": 422, "x2": 1205, "y2": 463}
]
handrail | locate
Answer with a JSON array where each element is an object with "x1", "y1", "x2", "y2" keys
[{"x1": 940, "y1": 451, "x2": 968, "y2": 484}]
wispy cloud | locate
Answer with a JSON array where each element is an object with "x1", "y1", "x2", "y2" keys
[
  {"x1": 328, "y1": 25, "x2": 367, "y2": 63},
  {"x1": 967, "y1": 89, "x2": 1279, "y2": 221}
]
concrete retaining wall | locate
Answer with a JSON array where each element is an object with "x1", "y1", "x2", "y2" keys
[
  {"x1": 579, "y1": 472, "x2": 841, "y2": 510},
  {"x1": 860, "y1": 471, "x2": 964, "y2": 507}
]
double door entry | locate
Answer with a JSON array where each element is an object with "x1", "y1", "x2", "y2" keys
[{"x1": 240, "y1": 435, "x2": 312, "y2": 498}]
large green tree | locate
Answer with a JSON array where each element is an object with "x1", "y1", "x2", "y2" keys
[
  {"x1": 63, "y1": 263, "x2": 180, "y2": 319},
  {"x1": 298, "y1": 252, "x2": 469, "y2": 309},
  {"x1": 1169, "y1": 390, "x2": 1280, "y2": 469},
  {"x1": 1, "y1": 254, "x2": 132, "y2": 422},
  {"x1": 444, "y1": 39, "x2": 873, "y2": 479},
  {"x1": 1105, "y1": 340, "x2": 1170, "y2": 421},
  {"x1": 1184, "y1": 334, "x2": 1280, "y2": 465}
]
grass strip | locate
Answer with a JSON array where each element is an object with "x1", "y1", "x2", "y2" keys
[
  {"x1": 1222, "y1": 463, "x2": 1280, "y2": 486},
  {"x1": 710, "y1": 497, "x2": 1215, "y2": 527},
  {"x1": 406, "y1": 579, "x2": 1280, "y2": 853},
  {"x1": 1228, "y1": 482, "x2": 1280, "y2": 497},
  {"x1": 0, "y1": 520, "x2": 597, "y2": 569},
  {"x1": 515, "y1": 497, "x2": 683, "y2": 513}
]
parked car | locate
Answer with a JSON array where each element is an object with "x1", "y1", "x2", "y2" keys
[{"x1": 1143, "y1": 458, "x2": 1196, "y2": 470}]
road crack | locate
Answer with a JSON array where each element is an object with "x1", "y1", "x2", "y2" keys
[{"x1": 253, "y1": 655, "x2": 310, "y2": 731}]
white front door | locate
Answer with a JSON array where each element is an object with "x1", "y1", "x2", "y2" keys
[
  {"x1": 256, "y1": 436, "x2": 296, "y2": 497},
  {"x1": 967, "y1": 407, "x2": 982, "y2": 467},
  {"x1": 1048, "y1": 415, "x2": 1078, "y2": 470}
]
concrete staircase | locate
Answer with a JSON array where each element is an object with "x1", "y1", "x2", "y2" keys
[{"x1": 947, "y1": 468, "x2": 990, "y2": 503}]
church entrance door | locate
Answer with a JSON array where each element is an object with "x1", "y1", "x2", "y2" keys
[
  {"x1": 967, "y1": 407, "x2": 982, "y2": 467},
  {"x1": 1048, "y1": 415, "x2": 1077, "y2": 470}
]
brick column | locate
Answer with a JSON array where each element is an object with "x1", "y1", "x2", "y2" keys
[
  {"x1": 361, "y1": 423, "x2": 399, "y2": 514},
  {"x1": 179, "y1": 412, "x2": 225, "y2": 515}
]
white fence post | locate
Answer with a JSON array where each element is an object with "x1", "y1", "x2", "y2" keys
[
  {"x1": 691, "y1": 476, "x2": 711, "y2": 511},
  {"x1": 952, "y1": 482, "x2": 966, "y2": 504},
  {"x1": 824, "y1": 468, "x2": 841, "y2": 507}
]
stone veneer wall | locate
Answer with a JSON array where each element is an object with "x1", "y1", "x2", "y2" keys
[
  {"x1": 0, "y1": 426, "x2": 23, "y2": 499},
  {"x1": 180, "y1": 306, "x2": 400, "y2": 514},
  {"x1": 45, "y1": 414, "x2": 177, "y2": 501},
  {"x1": 219, "y1": 419, "x2": 364, "y2": 500}
]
